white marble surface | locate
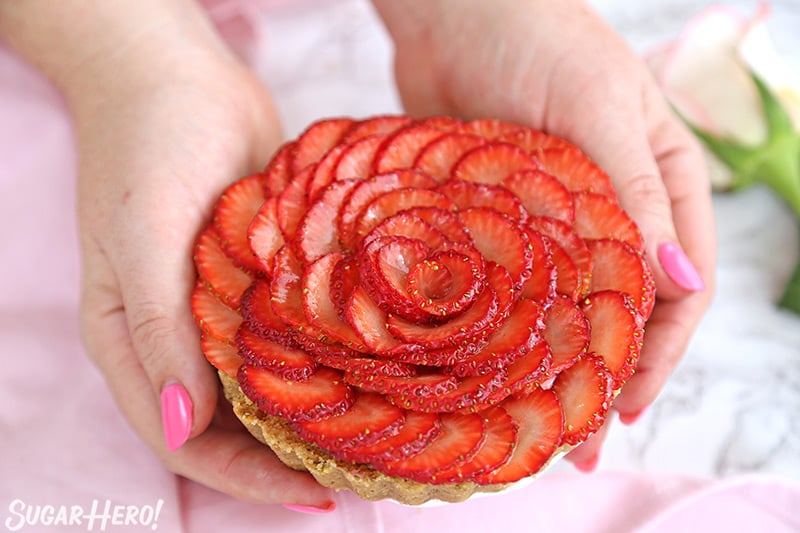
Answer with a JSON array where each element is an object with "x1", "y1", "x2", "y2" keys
[{"x1": 247, "y1": 0, "x2": 800, "y2": 485}]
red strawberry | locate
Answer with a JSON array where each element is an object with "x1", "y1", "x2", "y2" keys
[
  {"x1": 587, "y1": 239, "x2": 656, "y2": 319},
  {"x1": 341, "y1": 115, "x2": 412, "y2": 144},
  {"x1": 247, "y1": 196, "x2": 284, "y2": 275},
  {"x1": 437, "y1": 180, "x2": 528, "y2": 219},
  {"x1": 345, "y1": 285, "x2": 412, "y2": 355},
  {"x1": 200, "y1": 334, "x2": 243, "y2": 378},
  {"x1": 372, "y1": 125, "x2": 446, "y2": 174},
  {"x1": 333, "y1": 135, "x2": 385, "y2": 182},
  {"x1": 552, "y1": 354, "x2": 613, "y2": 445},
  {"x1": 452, "y1": 142, "x2": 541, "y2": 185},
  {"x1": 276, "y1": 165, "x2": 313, "y2": 240},
  {"x1": 295, "y1": 180, "x2": 357, "y2": 263},
  {"x1": 339, "y1": 411, "x2": 442, "y2": 464},
  {"x1": 194, "y1": 225, "x2": 254, "y2": 308},
  {"x1": 413, "y1": 132, "x2": 486, "y2": 182},
  {"x1": 416, "y1": 116, "x2": 463, "y2": 132},
  {"x1": 493, "y1": 339, "x2": 552, "y2": 399},
  {"x1": 239, "y1": 278, "x2": 293, "y2": 343},
  {"x1": 269, "y1": 245, "x2": 315, "y2": 332},
  {"x1": 354, "y1": 188, "x2": 455, "y2": 239},
  {"x1": 406, "y1": 251, "x2": 485, "y2": 319},
  {"x1": 502, "y1": 169, "x2": 575, "y2": 223},
  {"x1": 433, "y1": 406, "x2": 516, "y2": 483},
  {"x1": 542, "y1": 294, "x2": 589, "y2": 375},
  {"x1": 581, "y1": 290, "x2": 645, "y2": 386},
  {"x1": 291, "y1": 117, "x2": 353, "y2": 174},
  {"x1": 337, "y1": 357, "x2": 415, "y2": 377},
  {"x1": 213, "y1": 174, "x2": 266, "y2": 272},
  {"x1": 307, "y1": 143, "x2": 348, "y2": 201},
  {"x1": 405, "y1": 207, "x2": 472, "y2": 244},
  {"x1": 237, "y1": 325, "x2": 317, "y2": 381},
  {"x1": 262, "y1": 142, "x2": 294, "y2": 198},
  {"x1": 519, "y1": 229, "x2": 557, "y2": 303},
  {"x1": 375, "y1": 413, "x2": 486, "y2": 483},
  {"x1": 538, "y1": 146, "x2": 617, "y2": 198},
  {"x1": 294, "y1": 392, "x2": 405, "y2": 451},
  {"x1": 573, "y1": 192, "x2": 644, "y2": 250},
  {"x1": 498, "y1": 127, "x2": 571, "y2": 152},
  {"x1": 238, "y1": 364, "x2": 355, "y2": 423},
  {"x1": 474, "y1": 388, "x2": 563, "y2": 484},
  {"x1": 527, "y1": 216, "x2": 592, "y2": 297},
  {"x1": 463, "y1": 118, "x2": 522, "y2": 139},
  {"x1": 363, "y1": 211, "x2": 447, "y2": 253},
  {"x1": 191, "y1": 282, "x2": 242, "y2": 343},
  {"x1": 391, "y1": 370, "x2": 507, "y2": 413},
  {"x1": 346, "y1": 372, "x2": 458, "y2": 398}
]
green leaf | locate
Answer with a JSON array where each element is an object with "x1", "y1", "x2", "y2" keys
[
  {"x1": 752, "y1": 72, "x2": 797, "y2": 141},
  {"x1": 778, "y1": 236, "x2": 800, "y2": 315}
]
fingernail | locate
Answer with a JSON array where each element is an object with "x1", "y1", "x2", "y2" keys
[
  {"x1": 282, "y1": 501, "x2": 336, "y2": 514},
  {"x1": 573, "y1": 453, "x2": 600, "y2": 473},
  {"x1": 619, "y1": 407, "x2": 647, "y2": 426},
  {"x1": 657, "y1": 242, "x2": 705, "y2": 292},
  {"x1": 161, "y1": 382, "x2": 193, "y2": 451}
]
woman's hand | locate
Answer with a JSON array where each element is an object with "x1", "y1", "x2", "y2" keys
[
  {"x1": 373, "y1": 0, "x2": 716, "y2": 466},
  {"x1": 1, "y1": 0, "x2": 335, "y2": 509}
]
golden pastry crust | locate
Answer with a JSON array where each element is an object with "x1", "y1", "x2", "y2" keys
[{"x1": 220, "y1": 371, "x2": 513, "y2": 505}]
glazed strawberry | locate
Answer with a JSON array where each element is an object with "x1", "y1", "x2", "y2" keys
[
  {"x1": 276, "y1": 165, "x2": 313, "y2": 239},
  {"x1": 333, "y1": 135, "x2": 384, "y2": 182},
  {"x1": 474, "y1": 388, "x2": 563, "y2": 484},
  {"x1": 191, "y1": 282, "x2": 242, "y2": 343},
  {"x1": 372, "y1": 125, "x2": 446, "y2": 174},
  {"x1": 587, "y1": 239, "x2": 656, "y2": 318},
  {"x1": 307, "y1": 143, "x2": 348, "y2": 201},
  {"x1": 238, "y1": 365, "x2": 354, "y2": 423},
  {"x1": 582, "y1": 290, "x2": 645, "y2": 386},
  {"x1": 213, "y1": 174, "x2": 267, "y2": 272},
  {"x1": 413, "y1": 132, "x2": 485, "y2": 182},
  {"x1": 247, "y1": 197, "x2": 284, "y2": 275},
  {"x1": 200, "y1": 334, "x2": 242, "y2": 378},
  {"x1": 502, "y1": 169, "x2": 575, "y2": 223},
  {"x1": 542, "y1": 294, "x2": 590, "y2": 375},
  {"x1": 437, "y1": 180, "x2": 528, "y2": 219},
  {"x1": 341, "y1": 115, "x2": 412, "y2": 144},
  {"x1": 291, "y1": 117, "x2": 353, "y2": 174},
  {"x1": 294, "y1": 392, "x2": 405, "y2": 451},
  {"x1": 498, "y1": 127, "x2": 570, "y2": 152},
  {"x1": 354, "y1": 188, "x2": 455, "y2": 239},
  {"x1": 519, "y1": 229, "x2": 558, "y2": 303},
  {"x1": 573, "y1": 192, "x2": 644, "y2": 249},
  {"x1": 527, "y1": 216, "x2": 592, "y2": 297},
  {"x1": 552, "y1": 354, "x2": 613, "y2": 445},
  {"x1": 537, "y1": 146, "x2": 617, "y2": 198},
  {"x1": 338, "y1": 411, "x2": 441, "y2": 464},
  {"x1": 296, "y1": 180, "x2": 357, "y2": 263},
  {"x1": 194, "y1": 225, "x2": 254, "y2": 308},
  {"x1": 345, "y1": 372, "x2": 458, "y2": 399},
  {"x1": 237, "y1": 325, "x2": 316, "y2": 380},
  {"x1": 463, "y1": 118, "x2": 522, "y2": 139},
  {"x1": 239, "y1": 278, "x2": 293, "y2": 343},
  {"x1": 452, "y1": 142, "x2": 541, "y2": 185},
  {"x1": 302, "y1": 252, "x2": 364, "y2": 347},
  {"x1": 262, "y1": 143, "x2": 294, "y2": 197}
]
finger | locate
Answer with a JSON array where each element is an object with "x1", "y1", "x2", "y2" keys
[
  {"x1": 82, "y1": 283, "x2": 335, "y2": 507},
  {"x1": 564, "y1": 421, "x2": 612, "y2": 472}
]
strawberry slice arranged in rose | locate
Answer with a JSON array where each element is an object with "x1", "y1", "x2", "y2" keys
[{"x1": 193, "y1": 115, "x2": 657, "y2": 492}]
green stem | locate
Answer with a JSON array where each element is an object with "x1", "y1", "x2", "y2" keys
[
  {"x1": 756, "y1": 137, "x2": 800, "y2": 218},
  {"x1": 778, "y1": 240, "x2": 800, "y2": 314}
]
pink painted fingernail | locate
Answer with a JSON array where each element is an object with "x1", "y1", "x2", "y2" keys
[
  {"x1": 282, "y1": 501, "x2": 336, "y2": 514},
  {"x1": 658, "y1": 242, "x2": 705, "y2": 292},
  {"x1": 574, "y1": 453, "x2": 600, "y2": 473},
  {"x1": 619, "y1": 407, "x2": 647, "y2": 426},
  {"x1": 161, "y1": 382, "x2": 193, "y2": 451}
]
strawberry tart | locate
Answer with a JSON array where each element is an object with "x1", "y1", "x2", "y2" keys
[{"x1": 191, "y1": 115, "x2": 655, "y2": 505}]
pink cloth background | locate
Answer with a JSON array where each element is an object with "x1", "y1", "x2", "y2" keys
[{"x1": 1, "y1": 2, "x2": 799, "y2": 532}]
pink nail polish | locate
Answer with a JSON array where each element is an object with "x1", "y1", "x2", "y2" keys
[
  {"x1": 619, "y1": 407, "x2": 647, "y2": 426},
  {"x1": 161, "y1": 382, "x2": 193, "y2": 451},
  {"x1": 573, "y1": 454, "x2": 600, "y2": 473},
  {"x1": 282, "y1": 501, "x2": 336, "y2": 514},
  {"x1": 657, "y1": 242, "x2": 705, "y2": 292}
]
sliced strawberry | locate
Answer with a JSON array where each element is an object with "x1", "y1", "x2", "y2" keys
[
  {"x1": 413, "y1": 132, "x2": 486, "y2": 182},
  {"x1": 582, "y1": 290, "x2": 645, "y2": 386},
  {"x1": 498, "y1": 127, "x2": 571, "y2": 152},
  {"x1": 191, "y1": 282, "x2": 242, "y2": 342},
  {"x1": 354, "y1": 188, "x2": 456, "y2": 240},
  {"x1": 551, "y1": 354, "x2": 613, "y2": 445},
  {"x1": 546, "y1": 237, "x2": 581, "y2": 300},
  {"x1": 295, "y1": 179, "x2": 358, "y2": 263},
  {"x1": 392, "y1": 370, "x2": 507, "y2": 413},
  {"x1": 407, "y1": 251, "x2": 484, "y2": 319},
  {"x1": 237, "y1": 326, "x2": 316, "y2": 381},
  {"x1": 345, "y1": 285, "x2": 409, "y2": 355},
  {"x1": 494, "y1": 339, "x2": 553, "y2": 399},
  {"x1": 474, "y1": 388, "x2": 563, "y2": 484},
  {"x1": 294, "y1": 392, "x2": 405, "y2": 451},
  {"x1": 341, "y1": 115, "x2": 412, "y2": 144},
  {"x1": 502, "y1": 169, "x2": 575, "y2": 223},
  {"x1": 527, "y1": 216, "x2": 592, "y2": 297},
  {"x1": 433, "y1": 406, "x2": 516, "y2": 483},
  {"x1": 542, "y1": 294, "x2": 589, "y2": 375},
  {"x1": 268, "y1": 245, "x2": 309, "y2": 331},
  {"x1": 405, "y1": 207, "x2": 472, "y2": 244},
  {"x1": 447, "y1": 298, "x2": 544, "y2": 377},
  {"x1": 276, "y1": 165, "x2": 314, "y2": 241},
  {"x1": 213, "y1": 175, "x2": 266, "y2": 272},
  {"x1": 452, "y1": 142, "x2": 541, "y2": 185},
  {"x1": 538, "y1": 146, "x2": 616, "y2": 198},
  {"x1": 194, "y1": 225, "x2": 254, "y2": 308},
  {"x1": 375, "y1": 413, "x2": 485, "y2": 483},
  {"x1": 262, "y1": 142, "x2": 294, "y2": 198},
  {"x1": 339, "y1": 411, "x2": 441, "y2": 464},
  {"x1": 587, "y1": 239, "x2": 656, "y2": 319},
  {"x1": 240, "y1": 278, "x2": 293, "y2": 343},
  {"x1": 333, "y1": 135, "x2": 384, "y2": 182},
  {"x1": 238, "y1": 365, "x2": 354, "y2": 423},
  {"x1": 200, "y1": 334, "x2": 243, "y2": 378},
  {"x1": 458, "y1": 207, "x2": 533, "y2": 290},
  {"x1": 346, "y1": 372, "x2": 458, "y2": 398},
  {"x1": 307, "y1": 144, "x2": 347, "y2": 201},
  {"x1": 463, "y1": 118, "x2": 521, "y2": 139},
  {"x1": 573, "y1": 192, "x2": 643, "y2": 250},
  {"x1": 330, "y1": 254, "x2": 359, "y2": 318},
  {"x1": 372, "y1": 125, "x2": 446, "y2": 173},
  {"x1": 416, "y1": 116, "x2": 463, "y2": 132},
  {"x1": 294, "y1": 334, "x2": 362, "y2": 364},
  {"x1": 248, "y1": 197, "x2": 284, "y2": 275},
  {"x1": 363, "y1": 211, "x2": 447, "y2": 252},
  {"x1": 437, "y1": 180, "x2": 528, "y2": 219},
  {"x1": 519, "y1": 229, "x2": 557, "y2": 303},
  {"x1": 291, "y1": 117, "x2": 353, "y2": 174},
  {"x1": 338, "y1": 169, "x2": 436, "y2": 249},
  {"x1": 337, "y1": 357, "x2": 416, "y2": 377},
  {"x1": 302, "y1": 252, "x2": 364, "y2": 347}
]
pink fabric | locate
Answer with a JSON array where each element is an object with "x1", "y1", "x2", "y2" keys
[{"x1": 1, "y1": 4, "x2": 799, "y2": 532}]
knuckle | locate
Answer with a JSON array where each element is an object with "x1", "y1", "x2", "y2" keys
[{"x1": 128, "y1": 301, "x2": 178, "y2": 368}]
